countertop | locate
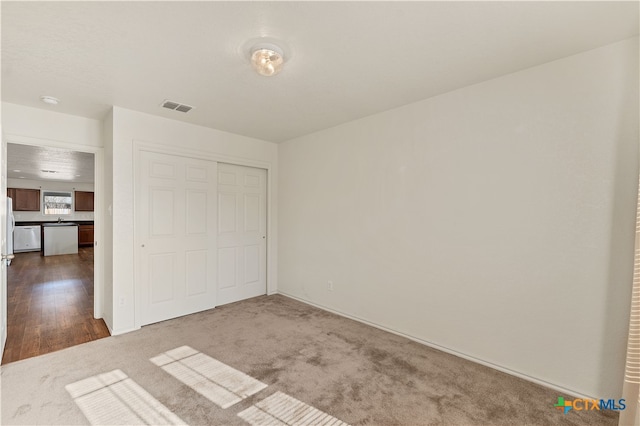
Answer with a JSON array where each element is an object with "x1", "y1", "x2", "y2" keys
[{"x1": 16, "y1": 221, "x2": 94, "y2": 226}]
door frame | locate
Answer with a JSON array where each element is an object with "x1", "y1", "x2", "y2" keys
[
  {"x1": 2, "y1": 134, "x2": 105, "y2": 319},
  {"x1": 1, "y1": 129, "x2": 7, "y2": 355},
  {"x1": 132, "y1": 140, "x2": 274, "y2": 329}
]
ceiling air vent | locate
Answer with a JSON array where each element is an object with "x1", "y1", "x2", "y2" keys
[{"x1": 161, "y1": 99, "x2": 194, "y2": 113}]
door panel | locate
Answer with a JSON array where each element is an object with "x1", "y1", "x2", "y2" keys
[
  {"x1": 217, "y1": 164, "x2": 267, "y2": 305},
  {"x1": 186, "y1": 164, "x2": 208, "y2": 182},
  {"x1": 150, "y1": 254, "x2": 175, "y2": 303},
  {"x1": 244, "y1": 195, "x2": 260, "y2": 231},
  {"x1": 244, "y1": 245, "x2": 260, "y2": 283},
  {"x1": 218, "y1": 193, "x2": 237, "y2": 233},
  {"x1": 137, "y1": 151, "x2": 217, "y2": 326},
  {"x1": 186, "y1": 190, "x2": 208, "y2": 234},
  {"x1": 185, "y1": 250, "x2": 207, "y2": 296},
  {"x1": 150, "y1": 161, "x2": 175, "y2": 178},
  {"x1": 150, "y1": 188, "x2": 175, "y2": 236},
  {"x1": 218, "y1": 248, "x2": 236, "y2": 289}
]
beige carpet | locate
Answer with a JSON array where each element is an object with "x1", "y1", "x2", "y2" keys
[{"x1": 1, "y1": 295, "x2": 618, "y2": 425}]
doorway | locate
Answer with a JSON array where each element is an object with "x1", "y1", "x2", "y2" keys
[{"x1": 1, "y1": 142, "x2": 107, "y2": 363}]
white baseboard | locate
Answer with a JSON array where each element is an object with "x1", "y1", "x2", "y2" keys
[
  {"x1": 109, "y1": 326, "x2": 140, "y2": 336},
  {"x1": 276, "y1": 291, "x2": 596, "y2": 401}
]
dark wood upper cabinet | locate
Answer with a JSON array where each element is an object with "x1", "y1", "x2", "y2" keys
[
  {"x1": 7, "y1": 188, "x2": 40, "y2": 211},
  {"x1": 74, "y1": 191, "x2": 94, "y2": 212}
]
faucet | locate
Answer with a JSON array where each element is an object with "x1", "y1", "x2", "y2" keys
[{"x1": 57, "y1": 217, "x2": 62, "y2": 223}]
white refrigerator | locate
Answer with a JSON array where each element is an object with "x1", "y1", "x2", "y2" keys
[{"x1": 6, "y1": 198, "x2": 14, "y2": 265}]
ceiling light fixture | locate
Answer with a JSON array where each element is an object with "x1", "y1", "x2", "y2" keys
[
  {"x1": 250, "y1": 43, "x2": 284, "y2": 77},
  {"x1": 40, "y1": 96, "x2": 59, "y2": 105}
]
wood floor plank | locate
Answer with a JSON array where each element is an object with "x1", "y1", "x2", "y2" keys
[{"x1": 1, "y1": 247, "x2": 110, "y2": 364}]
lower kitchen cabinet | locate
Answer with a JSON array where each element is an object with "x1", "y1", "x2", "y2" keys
[{"x1": 78, "y1": 225, "x2": 94, "y2": 247}]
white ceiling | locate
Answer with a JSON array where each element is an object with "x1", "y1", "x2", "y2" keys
[
  {"x1": 7, "y1": 143, "x2": 95, "y2": 184},
  {"x1": 2, "y1": 1, "x2": 638, "y2": 143}
]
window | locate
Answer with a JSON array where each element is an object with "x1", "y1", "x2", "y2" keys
[{"x1": 43, "y1": 191, "x2": 72, "y2": 215}]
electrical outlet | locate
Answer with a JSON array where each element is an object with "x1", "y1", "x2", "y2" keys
[{"x1": 328, "y1": 280, "x2": 334, "y2": 291}]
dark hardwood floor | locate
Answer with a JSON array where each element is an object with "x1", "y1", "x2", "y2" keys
[{"x1": 2, "y1": 247, "x2": 110, "y2": 364}]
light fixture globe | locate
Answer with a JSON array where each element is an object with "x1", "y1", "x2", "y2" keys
[
  {"x1": 250, "y1": 44, "x2": 284, "y2": 77},
  {"x1": 40, "y1": 95, "x2": 59, "y2": 105}
]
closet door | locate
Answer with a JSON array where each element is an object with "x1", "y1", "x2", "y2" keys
[
  {"x1": 136, "y1": 150, "x2": 217, "y2": 326},
  {"x1": 217, "y1": 163, "x2": 267, "y2": 305}
]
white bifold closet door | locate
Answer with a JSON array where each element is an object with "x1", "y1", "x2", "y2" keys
[
  {"x1": 136, "y1": 151, "x2": 218, "y2": 326},
  {"x1": 217, "y1": 163, "x2": 267, "y2": 306}
]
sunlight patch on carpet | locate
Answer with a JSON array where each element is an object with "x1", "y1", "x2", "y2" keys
[
  {"x1": 65, "y1": 369, "x2": 186, "y2": 425},
  {"x1": 150, "y1": 345, "x2": 267, "y2": 408},
  {"x1": 238, "y1": 391, "x2": 350, "y2": 426}
]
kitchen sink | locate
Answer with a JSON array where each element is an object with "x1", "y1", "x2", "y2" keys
[{"x1": 43, "y1": 222, "x2": 78, "y2": 227}]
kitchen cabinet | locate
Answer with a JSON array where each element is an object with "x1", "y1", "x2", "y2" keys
[
  {"x1": 75, "y1": 191, "x2": 94, "y2": 211},
  {"x1": 78, "y1": 224, "x2": 94, "y2": 247},
  {"x1": 7, "y1": 188, "x2": 40, "y2": 211}
]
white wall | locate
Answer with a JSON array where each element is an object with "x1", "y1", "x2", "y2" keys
[
  {"x1": 278, "y1": 37, "x2": 639, "y2": 398},
  {"x1": 108, "y1": 107, "x2": 278, "y2": 334},
  {"x1": 2, "y1": 103, "x2": 102, "y2": 148},
  {"x1": 8, "y1": 178, "x2": 95, "y2": 222}
]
